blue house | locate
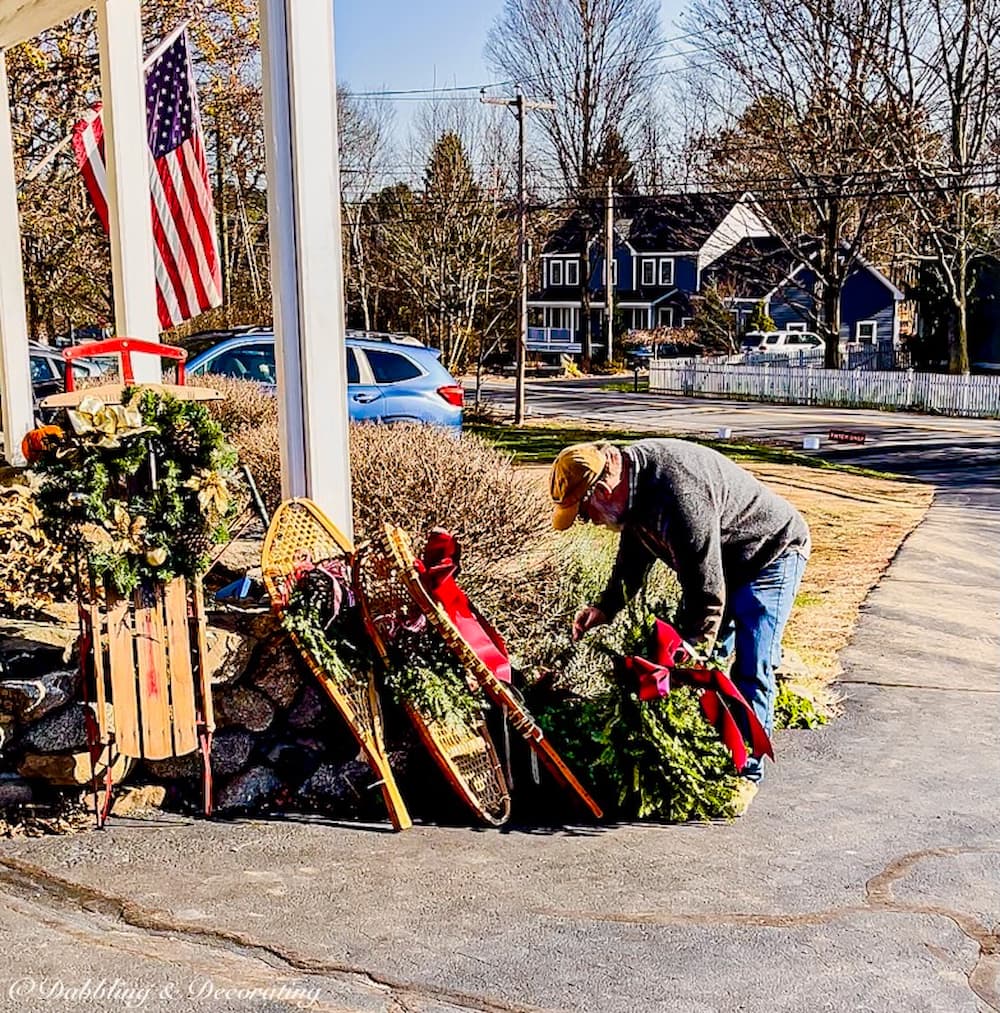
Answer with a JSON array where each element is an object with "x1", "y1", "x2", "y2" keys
[{"x1": 528, "y1": 193, "x2": 904, "y2": 354}]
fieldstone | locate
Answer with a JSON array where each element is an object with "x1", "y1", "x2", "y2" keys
[
  {"x1": 110, "y1": 784, "x2": 167, "y2": 816},
  {"x1": 251, "y1": 639, "x2": 303, "y2": 709},
  {"x1": 18, "y1": 702, "x2": 89, "y2": 753},
  {"x1": 286, "y1": 684, "x2": 328, "y2": 731},
  {"x1": 297, "y1": 759, "x2": 369, "y2": 812},
  {"x1": 18, "y1": 747, "x2": 134, "y2": 786},
  {"x1": 214, "y1": 686, "x2": 275, "y2": 733},
  {"x1": 0, "y1": 666, "x2": 80, "y2": 722},
  {"x1": 144, "y1": 752, "x2": 200, "y2": 780},
  {"x1": 204, "y1": 617, "x2": 259, "y2": 686},
  {"x1": 214, "y1": 764, "x2": 282, "y2": 813},
  {"x1": 209, "y1": 728, "x2": 255, "y2": 777},
  {"x1": 0, "y1": 774, "x2": 33, "y2": 807},
  {"x1": 0, "y1": 640, "x2": 70, "y2": 678}
]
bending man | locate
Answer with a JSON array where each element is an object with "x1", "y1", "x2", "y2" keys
[{"x1": 550, "y1": 438, "x2": 810, "y2": 805}]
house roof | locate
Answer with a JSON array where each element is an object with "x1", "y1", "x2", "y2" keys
[
  {"x1": 541, "y1": 193, "x2": 740, "y2": 255},
  {"x1": 627, "y1": 193, "x2": 738, "y2": 252},
  {"x1": 700, "y1": 236, "x2": 804, "y2": 299}
]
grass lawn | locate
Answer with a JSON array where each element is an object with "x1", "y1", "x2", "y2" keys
[
  {"x1": 472, "y1": 418, "x2": 933, "y2": 704},
  {"x1": 467, "y1": 418, "x2": 896, "y2": 480}
]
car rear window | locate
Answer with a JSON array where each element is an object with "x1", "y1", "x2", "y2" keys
[
  {"x1": 366, "y1": 349, "x2": 422, "y2": 384},
  {"x1": 346, "y1": 347, "x2": 360, "y2": 384}
]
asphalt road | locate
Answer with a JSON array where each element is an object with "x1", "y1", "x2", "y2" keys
[
  {"x1": 478, "y1": 377, "x2": 1000, "y2": 484},
  {"x1": 0, "y1": 381, "x2": 996, "y2": 1012}
]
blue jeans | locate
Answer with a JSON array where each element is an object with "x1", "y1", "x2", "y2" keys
[{"x1": 716, "y1": 549, "x2": 808, "y2": 782}]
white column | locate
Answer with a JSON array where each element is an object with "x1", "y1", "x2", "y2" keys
[
  {"x1": 96, "y1": 0, "x2": 160, "y2": 381},
  {"x1": 0, "y1": 51, "x2": 33, "y2": 465},
  {"x1": 259, "y1": 0, "x2": 353, "y2": 539}
]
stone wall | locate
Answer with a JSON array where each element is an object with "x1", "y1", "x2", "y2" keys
[{"x1": 0, "y1": 609, "x2": 422, "y2": 824}]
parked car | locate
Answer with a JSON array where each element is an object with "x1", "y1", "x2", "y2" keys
[
  {"x1": 744, "y1": 330, "x2": 823, "y2": 354},
  {"x1": 30, "y1": 342, "x2": 107, "y2": 399},
  {"x1": 178, "y1": 329, "x2": 464, "y2": 429}
]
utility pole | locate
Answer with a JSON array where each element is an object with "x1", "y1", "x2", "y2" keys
[
  {"x1": 481, "y1": 86, "x2": 554, "y2": 425},
  {"x1": 605, "y1": 175, "x2": 615, "y2": 364}
]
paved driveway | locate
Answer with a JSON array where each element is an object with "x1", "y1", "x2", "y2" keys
[{"x1": 0, "y1": 385, "x2": 997, "y2": 1012}]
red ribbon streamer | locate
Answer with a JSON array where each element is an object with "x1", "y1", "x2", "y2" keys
[
  {"x1": 417, "y1": 529, "x2": 512, "y2": 683},
  {"x1": 623, "y1": 619, "x2": 773, "y2": 771}
]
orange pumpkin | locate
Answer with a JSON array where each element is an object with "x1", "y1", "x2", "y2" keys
[{"x1": 21, "y1": 424, "x2": 64, "y2": 462}]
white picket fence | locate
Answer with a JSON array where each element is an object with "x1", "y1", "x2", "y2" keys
[{"x1": 648, "y1": 360, "x2": 1000, "y2": 418}]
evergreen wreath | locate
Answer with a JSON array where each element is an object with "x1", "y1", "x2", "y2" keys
[{"x1": 30, "y1": 387, "x2": 238, "y2": 594}]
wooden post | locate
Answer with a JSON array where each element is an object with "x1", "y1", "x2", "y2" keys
[
  {"x1": 96, "y1": 0, "x2": 161, "y2": 381},
  {"x1": 0, "y1": 51, "x2": 33, "y2": 464}
]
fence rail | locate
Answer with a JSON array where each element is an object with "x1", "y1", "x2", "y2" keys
[{"x1": 648, "y1": 360, "x2": 1000, "y2": 418}]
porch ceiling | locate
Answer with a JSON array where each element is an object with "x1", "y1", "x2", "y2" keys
[{"x1": 0, "y1": 0, "x2": 88, "y2": 47}]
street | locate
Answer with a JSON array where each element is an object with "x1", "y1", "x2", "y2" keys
[{"x1": 479, "y1": 377, "x2": 1000, "y2": 484}]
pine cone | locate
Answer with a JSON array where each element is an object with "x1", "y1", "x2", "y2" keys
[
  {"x1": 179, "y1": 529, "x2": 214, "y2": 559},
  {"x1": 172, "y1": 421, "x2": 200, "y2": 457}
]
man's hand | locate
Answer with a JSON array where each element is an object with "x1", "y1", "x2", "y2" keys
[{"x1": 572, "y1": 605, "x2": 608, "y2": 642}]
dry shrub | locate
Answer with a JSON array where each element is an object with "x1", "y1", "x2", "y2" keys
[{"x1": 198, "y1": 378, "x2": 635, "y2": 665}]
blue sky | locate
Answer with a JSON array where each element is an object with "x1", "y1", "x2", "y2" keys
[{"x1": 333, "y1": 0, "x2": 688, "y2": 95}]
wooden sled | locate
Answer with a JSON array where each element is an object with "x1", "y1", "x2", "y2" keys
[
  {"x1": 354, "y1": 542, "x2": 511, "y2": 827},
  {"x1": 80, "y1": 574, "x2": 214, "y2": 825},
  {"x1": 380, "y1": 524, "x2": 604, "y2": 820},
  {"x1": 261, "y1": 498, "x2": 411, "y2": 831}
]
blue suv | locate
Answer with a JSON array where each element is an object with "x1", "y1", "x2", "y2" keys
[{"x1": 179, "y1": 328, "x2": 463, "y2": 429}]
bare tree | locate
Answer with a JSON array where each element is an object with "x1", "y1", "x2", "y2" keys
[
  {"x1": 338, "y1": 88, "x2": 395, "y2": 331},
  {"x1": 878, "y1": 0, "x2": 1000, "y2": 373},
  {"x1": 486, "y1": 0, "x2": 663, "y2": 358},
  {"x1": 685, "y1": 0, "x2": 901, "y2": 367}
]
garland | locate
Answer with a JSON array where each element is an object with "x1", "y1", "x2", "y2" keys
[
  {"x1": 29, "y1": 387, "x2": 238, "y2": 595},
  {"x1": 281, "y1": 566, "x2": 481, "y2": 732}
]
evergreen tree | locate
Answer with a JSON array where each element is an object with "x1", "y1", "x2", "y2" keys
[{"x1": 692, "y1": 283, "x2": 738, "y2": 353}]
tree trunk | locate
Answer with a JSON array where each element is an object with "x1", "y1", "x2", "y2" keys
[{"x1": 822, "y1": 280, "x2": 842, "y2": 370}]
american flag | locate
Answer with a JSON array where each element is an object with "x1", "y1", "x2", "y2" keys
[{"x1": 72, "y1": 29, "x2": 222, "y2": 329}]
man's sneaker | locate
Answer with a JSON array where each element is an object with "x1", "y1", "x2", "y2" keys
[{"x1": 728, "y1": 779, "x2": 759, "y2": 818}]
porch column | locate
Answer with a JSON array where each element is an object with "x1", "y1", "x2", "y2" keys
[
  {"x1": 96, "y1": 0, "x2": 161, "y2": 381},
  {"x1": 259, "y1": 0, "x2": 353, "y2": 539},
  {"x1": 0, "y1": 51, "x2": 32, "y2": 464}
]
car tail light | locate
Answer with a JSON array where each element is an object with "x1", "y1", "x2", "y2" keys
[{"x1": 437, "y1": 384, "x2": 464, "y2": 407}]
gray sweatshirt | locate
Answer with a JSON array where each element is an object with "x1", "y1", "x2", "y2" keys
[{"x1": 596, "y1": 438, "x2": 810, "y2": 646}]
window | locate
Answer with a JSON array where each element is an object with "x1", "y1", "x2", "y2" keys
[
  {"x1": 366, "y1": 348, "x2": 423, "y2": 384},
  {"x1": 657, "y1": 306, "x2": 674, "y2": 327},
  {"x1": 346, "y1": 347, "x2": 360, "y2": 384},
  {"x1": 785, "y1": 321, "x2": 807, "y2": 332},
  {"x1": 856, "y1": 320, "x2": 877, "y2": 344},
  {"x1": 30, "y1": 355, "x2": 56, "y2": 384},
  {"x1": 549, "y1": 259, "x2": 563, "y2": 286},
  {"x1": 765, "y1": 335, "x2": 781, "y2": 345},
  {"x1": 564, "y1": 259, "x2": 579, "y2": 287},
  {"x1": 608, "y1": 259, "x2": 618, "y2": 286},
  {"x1": 658, "y1": 258, "x2": 674, "y2": 286},
  {"x1": 641, "y1": 259, "x2": 656, "y2": 286},
  {"x1": 207, "y1": 342, "x2": 276, "y2": 383}
]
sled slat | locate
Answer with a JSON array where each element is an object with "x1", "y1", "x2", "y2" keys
[
  {"x1": 165, "y1": 578, "x2": 198, "y2": 756},
  {"x1": 106, "y1": 593, "x2": 141, "y2": 757}
]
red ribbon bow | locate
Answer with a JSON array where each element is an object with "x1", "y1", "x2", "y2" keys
[
  {"x1": 623, "y1": 619, "x2": 773, "y2": 771},
  {"x1": 417, "y1": 529, "x2": 511, "y2": 683}
]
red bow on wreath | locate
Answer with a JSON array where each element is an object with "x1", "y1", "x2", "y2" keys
[
  {"x1": 622, "y1": 619, "x2": 773, "y2": 772},
  {"x1": 416, "y1": 529, "x2": 511, "y2": 683}
]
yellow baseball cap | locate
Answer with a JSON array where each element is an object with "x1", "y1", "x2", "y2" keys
[{"x1": 550, "y1": 443, "x2": 606, "y2": 530}]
